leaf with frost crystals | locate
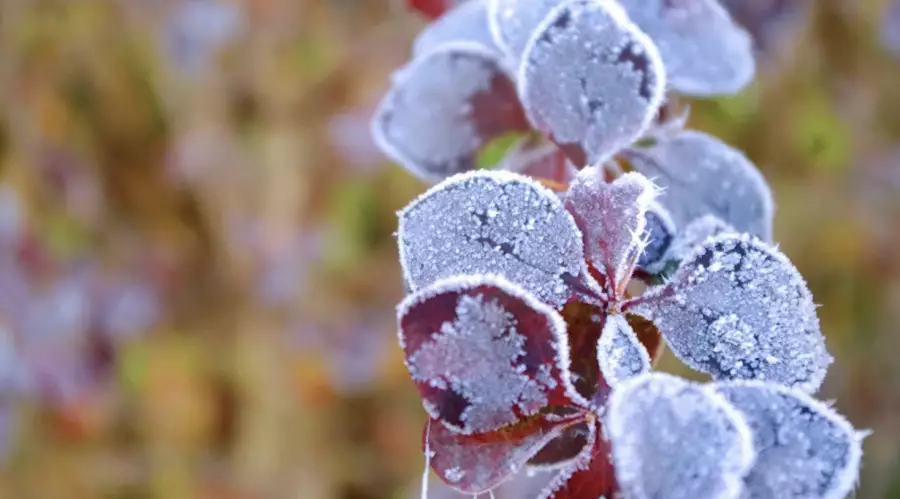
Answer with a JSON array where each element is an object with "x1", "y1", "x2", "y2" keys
[
  {"x1": 644, "y1": 214, "x2": 736, "y2": 276},
  {"x1": 398, "y1": 170, "x2": 602, "y2": 308},
  {"x1": 518, "y1": 0, "x2": 665, "y2": 166},
  {"x1": 607, "y1": 373, "x2": 755, "y2": 499},
  {"x1": 617, "y1": 0, "x2": 755, "y2": 96},
  {"x1": 565, "y1": 169, "x2": 658, "y2": 297},
  {"x1": 536, "y1": 422, "x2": 619, "y2": 499},
  {"x1": 626, "y1": 130, "x2": 774, "y2": 241},
  {"x1": 636, "y1": 200, "x2": 676, "y2": 271},
  {"x1": 716, "y1": 381, "x2": 865, "y2": 499},
  {"x1": 597, "y1": 314, "x2": 651, "y2": 387},
  {"x1": 527, "y1": 419, "x2": 591, "y2": 469},
  {"x1": 398, "y1": 275, "x2": 588, "y2": 434},
  {"x1": 413, "y1": 0, "x2": 502, "y2": 58},
  {"x1": 372, "y1": 43, "x2": 529, "y2": 182},
  {"x1": 425, "y1": 414, "x2": 568, "y2": 494},
  {"x1": 488, "y1": 0, "x2": 563, "y2": 60},
  {"x1": 627, "y1": 233, "x2": 833, "y2": 392}
]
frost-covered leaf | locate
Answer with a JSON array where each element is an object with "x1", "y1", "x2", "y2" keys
[
  {"x1": 426, "y1": 415, "x2": 567, "y2": 494},
  {"x1": 626, "y1": 130, "x2": 774, "y2": 241},
  {"x1": 537, "y1": 423, "x2": 619, "y2": 499},
  {"x1": 409, "y1": 0, "x2": 469, "y2": 19},
  {"x1": 597, "y1": 314, "x2": 651, "y2": 388},
  {"x1": 518, "y1": 0, "x2": 665, "y2": 165},
  {"x1": 398, "y1": 275, "x2": 587, "y2": 434},
  {"x1": 607, "y1": 373, "x2": 755, "y2": 499},
  {"x1": 655, "y1": 215, "x2": 736, "y2": 273},
  {"x1": 398, "y1": 170, "x2": 601, "y2": 308},
  {"x1": 636, "y1": 200, "x2": 676, "y2": 271},
  {"x1": 628, "y1": 234, "x2": 833, "y2": 392},
  {"x1": 716, "y1": 381, "x2": 864, "y2": 499},
  {"x1": 500, "y1": 140, "x2": 577, "y2": 187},
  {"x1": 372, "y1": 43, "x2": 529, "y2": 182},
  {"x1": 618, "y1": 0, "x2": 756, "y2": 96},
  {"x1": 559, "y1": 301, "x2": 607, "y2": 401},
  {"x1": 719, "y1": 0, "x2": 810, "y2": 53},
  {"x1": 565, "y1": 169, "x2": 658, "y2": 297},
  {"x1": 413, "y1": 0, "x2": 501, "y2": 58},
  {"x1": 527, "y1": 420, "x2": 591, "y2": 469},
  {"x1": 488, "y1": 0, "x2": 562, "y2": 60}
]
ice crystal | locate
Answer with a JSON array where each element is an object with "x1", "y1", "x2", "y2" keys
[{"x1": 597, "y1": 314, "x2": 651, "y2": 387}]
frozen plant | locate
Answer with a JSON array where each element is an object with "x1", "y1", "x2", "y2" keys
[{"x1": 373, "y1": 1, "x2": 867, "y2": 498}]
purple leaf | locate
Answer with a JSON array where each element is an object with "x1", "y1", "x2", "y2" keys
[
  {"x1": 537, "y1": 422, "x2": 619, "y2": 499},
  {"x1": 628, "y1": 234, "x2": 832, "y2": 392},
  {"x1": 398, "y1": 170, "x2": 602, "y2": 309},
  {"x1": 372, "y1": 43, "x2": 529, "y2": 182},
  {"x1": 636, "y1": 200, "x2": 676, "y2": 271},
  {"x1": 398, "y1": 274, "x2": 587, "y2": 434},
  {"x1": 596, "y1": 314, "x2": 651, "y2": 388},
  {"x1": 618, "y1": 0, "x2": 756, "y2": 96},
  {"x1": 413, "y1": 0, "x2": 502, "y2": 58},
  {"x1": 607, "y1": 373, "x2": 755, "y2": 499},
  {"x1": 518, "y1": 0, "x2": 665, "y2": 165},
  {"x1": 488, "y1": 0, "x2": 564, "y2": 60},
  {"x1": 716, "y1": 381, "x2": 865, "y2": 499}
]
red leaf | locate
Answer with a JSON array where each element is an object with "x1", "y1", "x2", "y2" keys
[
  {"x1": 501, "y1": 141, "x2": 578, "y2": 187},
  {"x1": 408, "y1": 0, "x2": 453, "y2": 19},
  {"x1": 425, "y1": 415, "x2": 573, "y2": 494},
  {"x1": 399, "y1": 275, "x2": 588, "y2": 435},
  {"x1": 559, "y1": 301, "x2": 608, "y2": 402},
  {"x1": 538, "y1": 422, "x2": 619, "y2": 499},
  {"x1": 527, "y1": 420, "x2": 593, "y2": 469}
]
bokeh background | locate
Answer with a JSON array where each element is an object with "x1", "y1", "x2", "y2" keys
[{"x1": 0, "y1": 0, "x2": 899, "y2": 497}]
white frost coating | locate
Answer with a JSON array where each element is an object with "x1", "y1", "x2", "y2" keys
[
  {"x1": 518, "y1": 0, "x2": 666, "y2": 165},
  {"x1": 716, "y1": 381, "x2": 865, "y2": 499},
  {"x1": 565, "y1": 168, "x2": 659, "y2": 293},
  {"x1": 617, "y1": 0, "x2": 756, "y2": 96},
  {"x1": 398, "y1": 170, "x2": 602, "y2": 309},
  {"x1": 607, "y1": 373, "x2": 755, "y2": 499},
  {"x1": 535, "y1": 420, "x2": 599, "y2": 499},
  {"x1": 633, "y1": 233, "x2": 833, "y2": 392},
  {"x1": 627, "y1": 130, "x2": 775, "y2": 241},
  {"x1": 397, "y1": 274, "x2": 590, "y2": 434},
  {"x1": 427, "y1": 413, "x2": 567, "y2": 494},
  {"x1": 488, "y1": 0, "x2": 563, "y2": 60},
  {"x1": 637, "y1": 200, "x2": 676, "y2": 271},
  {"x1": 372, "y1": 42, "x2": 522, "y2": 183},
  {"x1": 414, "y1": 0, "x2": 503, "y2": 58},
  {"x1": 597, "y1": 314, "x2": 651, "y2": 387}
]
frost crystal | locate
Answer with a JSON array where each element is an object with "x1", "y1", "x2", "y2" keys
[
  {"x1": 597, "y1": 314, "x2": 651, "y2": 387},
  {"x1": 637, "y1": 200, "x2": 676, "y2": 271},
  {"x1": 631, "y1": 234, "x2": 832, "y2": 392},
  {"x1": 607, "y1": 373, "x2": 755, "y2": 499},
  {"x1": 617, "y1": 0, "x2": 756, "y2": 96},
  {"x1": 398, "y1": 274, "x2": 585, "y2": 434},
  {"x1": 488, "y1": 0, "x2": 562, "y2": 60},
  {"x1": 372, "y1": 43, "x2": 527, "y2": 182},
  {"x1": 566, "y1": 169, "x2": 658, "y2": 294},
  {"x1": 716, "y1": 381, "x2": 864, "y2": 499},
  {"x1": 427, "y1": 415, "x2": 566, "y2": 494},
  {"x1": 518, "y1": 0, "x2": 665, "y2": 165},
  {"x1": 413, "y1": 0, "x2": 502, "y2": 58},
  {"x1": 398, "y1": 170, "x2": 599, "y2": 309},
  {"x1": 627, "y1": 130, "x2": 774, "y2": 241}
]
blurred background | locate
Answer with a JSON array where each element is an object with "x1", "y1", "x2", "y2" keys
[{"x1": 0, "y1": 0, "x2": 898, "y2": 497}]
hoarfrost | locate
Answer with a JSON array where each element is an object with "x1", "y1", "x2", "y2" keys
[
  {"x1": 398, "y1": 274, "x2": 586, "y2": 434},
  {"x1": 617, "y1": 0, "x2": 755, "y2": 96},
  {"x1": 414, "y1": 0, "x2": 502, "y2": 58},
  {"x1": 398, "y1": 170, "x2": 600, "y2": 309},
  {"x1": 630, "y1": 234, "x2": 832, "y2": 392},
  {"x1": 636, "y1": 200, "x2": 676, "y2": 271},
  {"x1": 488, "y1": 0, "x2": 563, "y2": 60},
  {"x1": 518, "y1": 0, "x2": 665, "y2": 165},
  {"x1": 427, "y1": 412, "x2": 567, "y2": 494},
  {"x1": 372, "y1": 43, "x2": 527, "y2": 182},
  {"x1": 535, "y1": 422, "x2": 618, "y2": 499},
  {"x1": 565, "y1": 169, "x2": 658, "y2": 295},
  {"x1": 716, "y1": 381, "x2": 864, "y2": 499},
  {"x1": 627, "y1": 130, "x2": 774, "y2": 241},
  {"x1": 607, "y1": 373, "x2": 755, "y2": 499},
  {"x1": 597, "y1": 314, "x2": 651, "y2": 387}
]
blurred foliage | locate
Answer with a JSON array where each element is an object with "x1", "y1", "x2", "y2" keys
[{"x1": 0, "y1": 0, "x2": 898, "y2": 498}]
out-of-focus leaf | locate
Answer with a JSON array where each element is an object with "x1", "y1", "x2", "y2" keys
[{"x1": 413, "y1": 0, "x2": 502, "y2": 58}]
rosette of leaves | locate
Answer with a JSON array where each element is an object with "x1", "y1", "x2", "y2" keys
[{"x1": 393, "y1": 168, "x2": 863, "y2": 498}]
